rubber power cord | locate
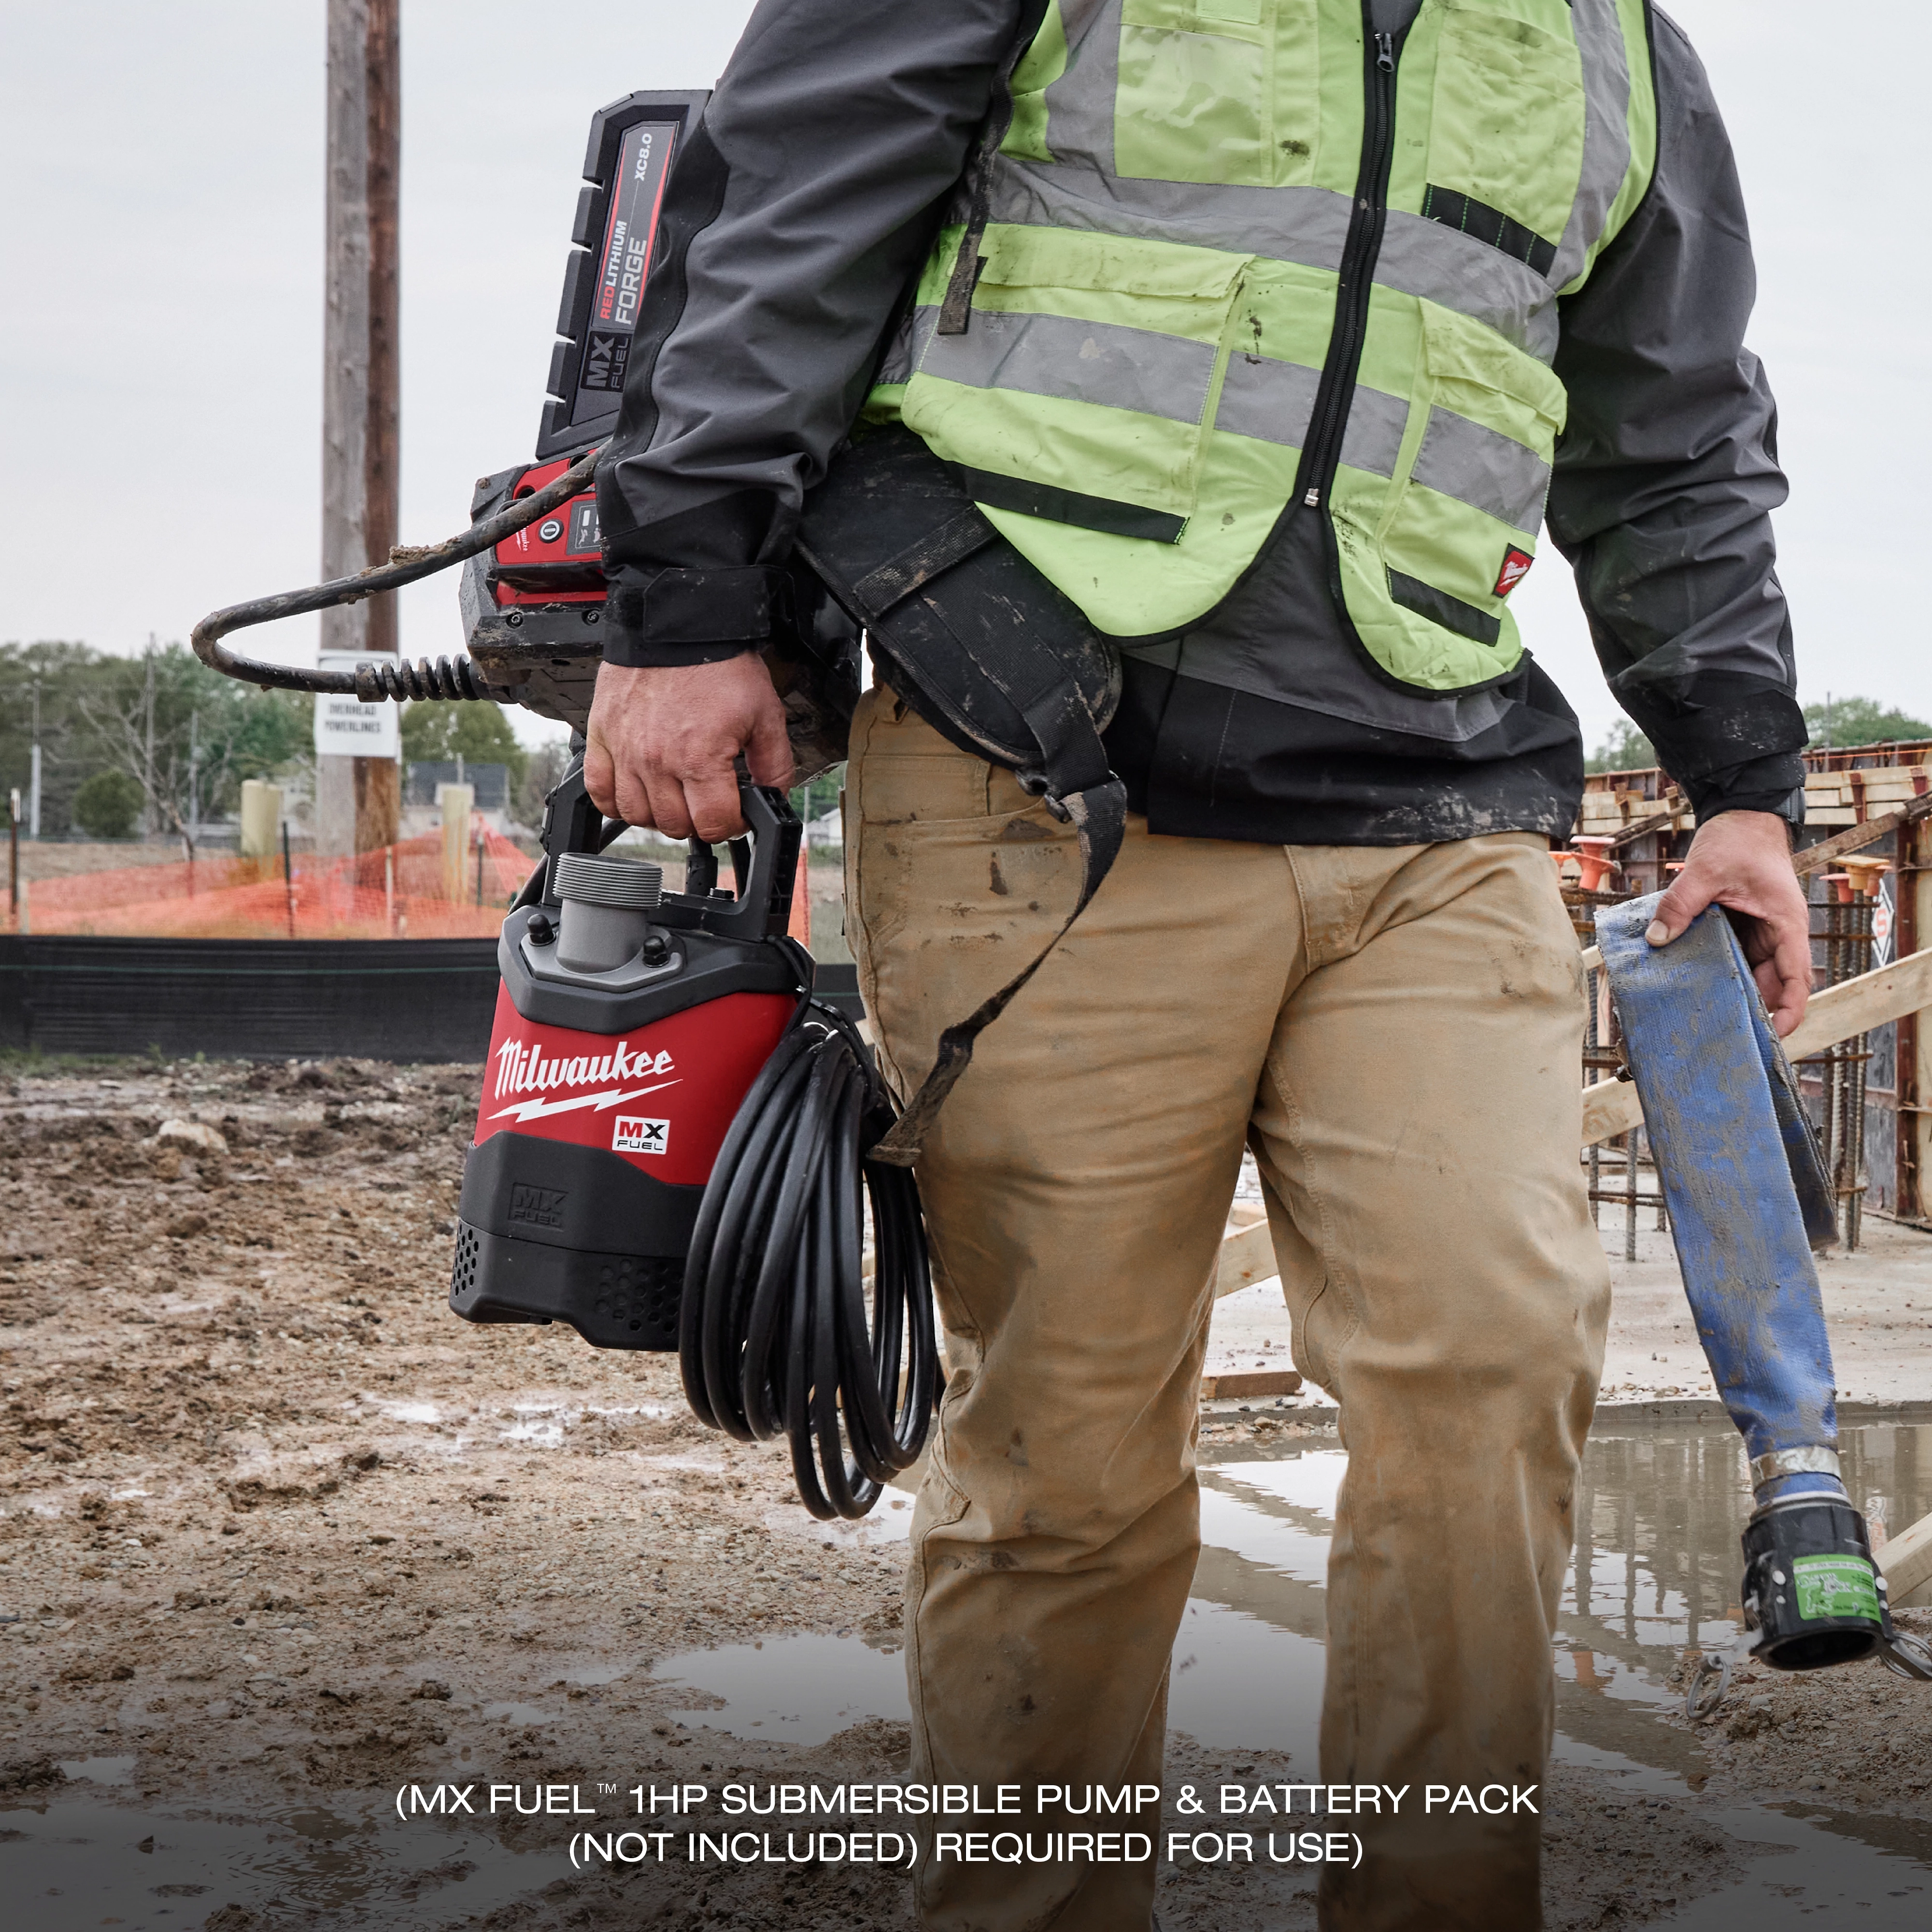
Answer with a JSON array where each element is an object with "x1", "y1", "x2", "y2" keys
[{"x1": 681, "y1": 992, "x2": 938, "y2": 1519}]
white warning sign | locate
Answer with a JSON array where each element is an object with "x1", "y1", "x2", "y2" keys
[{"x1": 313, "y1": 654, "x2": 401, "y2": 759}]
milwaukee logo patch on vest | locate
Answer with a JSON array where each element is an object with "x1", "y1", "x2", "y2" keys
[{"x1": 867, "y1": 0, "x2": 1657, "y2": 696}]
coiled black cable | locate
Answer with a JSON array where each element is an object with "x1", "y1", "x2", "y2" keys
[{"x1": 681, "y1": 987, "x2": 938, "y2": 1519}]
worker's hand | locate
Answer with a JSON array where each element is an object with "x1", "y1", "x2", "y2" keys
[
  {"x1": 1646, "y1": 809, "x2": 1812, "y2": 1037},
  {"x1": 584, "y1": 655, "x2": 794, "y2": 843}
]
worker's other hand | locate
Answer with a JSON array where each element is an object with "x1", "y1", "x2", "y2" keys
[
  {"x1": 1645, "y1": 809, "x2": 1811, "y2": 1037},
  {"x1": 583, "y1": 655, "x2": 794, "y2": 843}
]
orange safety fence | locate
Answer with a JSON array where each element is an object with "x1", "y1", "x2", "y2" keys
[{"x1": 15, "y1": 825, "x2": 536, "y2": 940}]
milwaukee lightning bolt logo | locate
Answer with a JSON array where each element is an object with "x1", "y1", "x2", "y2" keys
[
  {"x1": 1493, "y1": 546, "x2": 1535, "y2": 598},
  {"x1": 487, "y1": 1037, "x2": 680, "y2": 1124}
]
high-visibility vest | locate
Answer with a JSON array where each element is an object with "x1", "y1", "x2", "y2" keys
[{"x1": 867, "y1": 0, "x2": 1657, "y2": 695}]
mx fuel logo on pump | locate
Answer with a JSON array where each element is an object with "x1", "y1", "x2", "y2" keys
[
  {"x1": 612, "y1": 1117, "x2": 670, "y2": 1156},
  {"x1": 509, "y1": 1185, "x2": 568, "y2": 1228}
]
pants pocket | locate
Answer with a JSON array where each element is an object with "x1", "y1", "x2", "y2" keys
[{"x1": 844, "y1": 689, "x2": 1073, "y2": 1101}]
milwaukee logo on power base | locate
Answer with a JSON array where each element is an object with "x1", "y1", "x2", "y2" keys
[{"x1": 469, "y1": 984, "x2": 793, "y2": 1188}]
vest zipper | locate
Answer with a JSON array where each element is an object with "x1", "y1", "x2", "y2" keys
[{"x1": 1296, "y1": 16, "x2": 1403, "y2": 510}]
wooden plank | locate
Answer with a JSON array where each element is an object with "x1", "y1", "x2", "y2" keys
[
  {"x1": 1607, "y1": 797, "x2": 1689, "y2": 848},
  {"x1": 1785, "y1": 946, "x2": 1932, "y2": 1059},
  {"x1": 1582, "y1": 1076, "x2": 1644, "y2": 1147},
  {"x1": 1210, "y1": 938, "x2": 1932, "y2": 1278},
  {"x1": 1201, "y1": 1369, "x2": 1303, "y2": 1400},
  {"x1": 1878, "y1": 1505, "x2": 1932, "y2": 1606},
  {"x1": 1793, "y1": 791, "x2": 1932, "y2": 879},
  {"x1": 1215, "y1": 1219, "x2": 1279, "y2": 1299},
  {"x1": 1578, "y1": 944, "x2": 1932, "y2": 1147}
]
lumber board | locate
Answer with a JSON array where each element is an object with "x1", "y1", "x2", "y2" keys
[
  {"x1": 1792, "y1": 791, "x2": 1932, "y2": 878},
  {"x1": 1878, "y1": 1505, "x2": 1932, "y2": 1605},
  {"x1": 1215, "y1": 1219, "x2": 1279, "y2": 1300},
  {"x1": 1201, "y1": 1369, "x2": 1303, "y2": 1399},
  {"x1": 1212, "y1": 944, "x2": 1932, "y2": 1288},
  {"x1": 1578, "y1": 943, "x2": 1932, "y2": 1148}
]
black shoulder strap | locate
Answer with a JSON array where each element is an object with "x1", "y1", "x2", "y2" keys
[
  {"x1": 795, "y1": 422, "x2": 1126, "y2": 1165},
  {"x1": 825, "y1": 524, "x2": 1125, "y2": 1166}
]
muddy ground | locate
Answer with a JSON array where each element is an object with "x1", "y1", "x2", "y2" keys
[{"x1": 1, "y1": 1054, "x2": 1928, "y2": 1930}]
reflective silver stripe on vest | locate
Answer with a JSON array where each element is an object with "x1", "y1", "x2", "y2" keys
[
  {"x1": 1374, "y1": 213, "x2": 1560, "y2": 363},
  {"x1": 875, "y1": 305, "x2": 918, "y2": 388},
  {"x1": 911, "y1": 304, "x2": 1220, "y2": 426},
  {"x1": 985, "y1": 158, "x2": 1355, "y2": 280},
  {"x1": 994, "y1": 0, "x2": 1639, "y2": 364},
  {"x1": 989, "y1": 159, "x2": 1352, "y2": 282},
  {"x1": 1214, "y1": 357, "x2": 1409, "y2": 477},
  {"x1": 1550, "y1": 0, "x2": 1634, "y2": 289},
  {"x1": 1409, "y1": 407, "x2": 1551, "y2": 532},
  {"x1": 1037, "y1": 0, "x2": 1122, "y2": 178},
  {"x1": 988, "y1": 157, "x2": 1555, "y2": 362}
]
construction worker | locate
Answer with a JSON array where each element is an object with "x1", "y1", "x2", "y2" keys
[{"x1": 587, "y1": 3, "x2": 1812, "y2": 1926}]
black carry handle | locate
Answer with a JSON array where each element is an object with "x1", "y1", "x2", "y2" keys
[{"x1": 535, "y1": 760, "x2": 801, "y2": 943}]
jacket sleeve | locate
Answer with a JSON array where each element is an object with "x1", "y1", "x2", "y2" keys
[
  {"x1": 1546, "y1": 7, "x2": 1807, "y2": 824},
  {"x1": 594, "y1": 0, "x2": 1029, "y2": 668}
]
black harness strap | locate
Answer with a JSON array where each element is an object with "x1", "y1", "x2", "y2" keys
[
  {"x1": 851, "y1": 509, "x2": 1000, "y2": 613},
  {"x1": 832, "y1": 540, "x2": 1127, "y2": 1166}
]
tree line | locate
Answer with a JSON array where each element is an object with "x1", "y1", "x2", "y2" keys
[
  {"x1": 0, "y1": 640, "x2": 556, "y2": 844},
  {"x1": 1587, "y1": 696, "x2": 1932, "y2": 775}
]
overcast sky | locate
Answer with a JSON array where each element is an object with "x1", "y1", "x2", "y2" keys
[{"x1": 3, "y1": 1, "x2": 1923, "y2": 752}]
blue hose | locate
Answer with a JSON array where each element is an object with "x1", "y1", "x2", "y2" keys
[{"x1": 1593, "y1": 895, "x2": 1842, "y2": 1506}]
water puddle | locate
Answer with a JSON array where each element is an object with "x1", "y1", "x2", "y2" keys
[
  {"x1": 0, "y1": 1799, "x2": 545, "y2": 1932},
  {"x1": 480, "y1": 1701, "x2": 560, "y2": 1727},
  {"x1": 658, "y1": 1414, "x2": 1932, "y2": 1924},
  {"x1": 657, "y1": 1632, "x2": 908, "y2": 1747},
  {"x1": 496, "y1": 1400, "x2": 670, "y2": 1449},
  {"x1": 55, "y1": 1756, "x2": 136, "y2": 1786}
]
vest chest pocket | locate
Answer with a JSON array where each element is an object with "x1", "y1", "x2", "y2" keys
[
  {"x1": 903, "y1": 228, "x2": 1254, "y2": 537},
  {"x1": 1114, "y1": 0, "x2": 1321, "y2": 187},
  {"x1": 1423, "y1": 4, "x2": 1586, "y2": 273}
]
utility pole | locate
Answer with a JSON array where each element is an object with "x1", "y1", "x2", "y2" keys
[
  {"x1": 28, "y1": 682, "x2": 41, "y2": 840},
  {"x1": 316, "y1": 0, "x2": 401, "y2": 858}
]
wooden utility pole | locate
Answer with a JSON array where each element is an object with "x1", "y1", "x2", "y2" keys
[{"x1": 316, "y1": 0, "x2": 401, "y2": 857}]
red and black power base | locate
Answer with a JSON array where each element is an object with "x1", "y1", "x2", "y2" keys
[{"x1": 450, "y1": 769, "x2": 800, "y2": 1351}]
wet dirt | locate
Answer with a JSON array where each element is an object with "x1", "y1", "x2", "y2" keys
[{"x1": 1, "y1": 1056, "x2": 1929, "y2": 1930}]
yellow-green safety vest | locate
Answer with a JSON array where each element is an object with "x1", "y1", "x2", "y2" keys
[{"x1": 867, "y1": 0, "x2": 1658, "y2": 695}]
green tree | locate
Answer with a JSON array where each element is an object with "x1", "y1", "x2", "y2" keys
[
  {"x1": 513, "y1": 736, "x2": 572, "y2": 830},
  {"x1": 0, "y1": 640, "x2": 312, "y2": 841},
  {"x1": 1584, "y1": 717, "x2": 1656, "y2": 774},
  {"x1": 71, "y1": 768, "x2": 144, "y2": 839},
  {"x1": 1804, "y1": 695, "x2": 1932, "y2": 749},
  {"x1": 399, "y1": 700, "x2": 529, "y2": 784},
  {"x1": 69, "y1": 642, "x2": 313, "y2": 847}
]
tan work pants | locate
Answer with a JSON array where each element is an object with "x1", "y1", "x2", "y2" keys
[{"x1": 843, "y1": 687, "x2": 1609, "y2": 1932}]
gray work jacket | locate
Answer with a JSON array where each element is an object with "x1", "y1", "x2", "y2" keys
[{"x1": 597, "y1": 1, "x2": 1806, "y2": 846}]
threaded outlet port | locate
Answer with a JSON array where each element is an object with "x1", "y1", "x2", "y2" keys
[{"x1": 553, "y1": 853, "x2": 663, "y2": 909}]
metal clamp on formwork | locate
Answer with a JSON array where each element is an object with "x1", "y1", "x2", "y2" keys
[{"x1": 1595, "y1": 895, "x2": 1932, "y2": 1695}]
